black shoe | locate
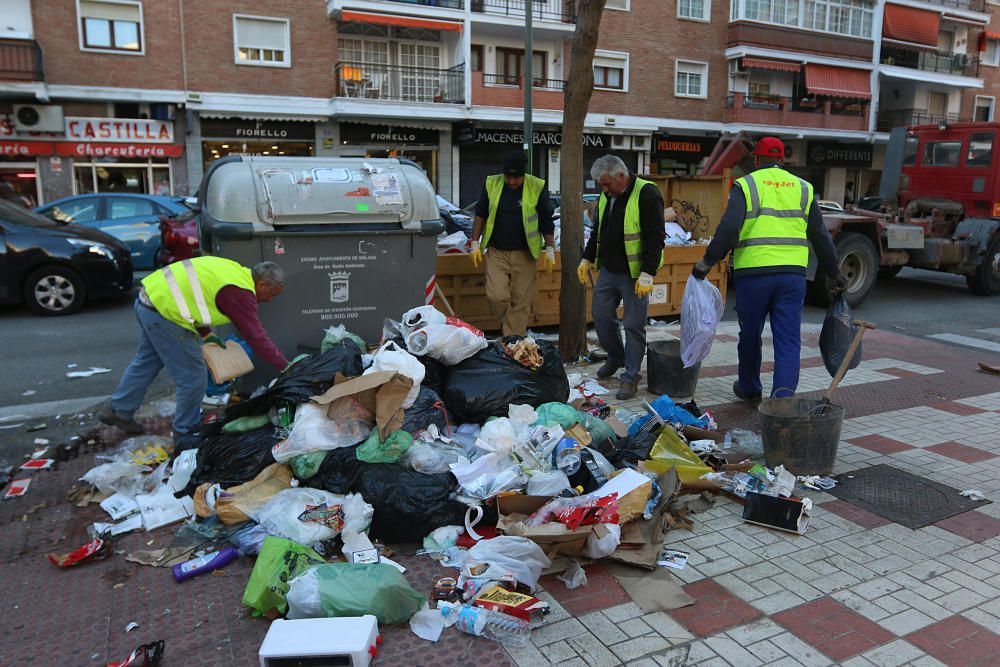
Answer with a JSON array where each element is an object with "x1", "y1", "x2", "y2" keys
[
  {"x1": 99, "y1": 407, "x2": 144, "y2": 435},
  {"x1": 732, "y1": 381, "x2": 762, "y2": 403},
  {"x1": 616, "y1": 380, "x2": 638, "y2": 400},
  {"x1": 596, "y1": 360, "x2": 623, "y2": 379}
]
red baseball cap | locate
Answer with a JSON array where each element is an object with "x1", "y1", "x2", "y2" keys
[{"x1": 754, "y1": 136, "x2": 785, "y2": 158}]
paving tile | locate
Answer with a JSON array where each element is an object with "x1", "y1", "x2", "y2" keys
[
  {"x1": 703, "y1": 635, "x2": 763, "y2": 666},
  {"x1": 746, "y1": 638, "x2": 788, "y2": 663},
  {"x1": 906, "y1": 615, "x2": 1000, "y2": 666},
  {"x1": 933, "y1": 401, "x2": 988, "y2": 416},
  {"x1": 877, "y1": 608, "x2": 937, "y2": 635},
  {"x1": 566, "y1": 632, "x2": 619, "y2": 667},
  {"x1": 766, "y1": 632, "x2": 835, "y2": 667},
  {"x1": 538, "y1": 564, "x2": 631, "y2": 616},
  {"x1": 935, "y1": 511, "x2": 1000, "y2": 543},
  {"x1": 641, "y1": 612, "x2": 695, "y2": 644},
  {"x1": 577, "y1": 611, "x2": 628, "y2": 645},
  {"x1": 668, "y1": 579, "x2": 763, "y2": 637},
  {"x1": 608, "y1": 635, "x2": 671, "y2": 663},
  {"x1": 820, "y1": 499, "x2": 893, "y2": 529},
  {"x1": 925, "y1": 441, "x2": 999, "y2": 464},
  {"x1": 855, "y1": 639, "x2": 929, "y2": 667},
  {"x1": 542, "y1": 640, "x2": 579, "y2": 663},
  {"x1": 772, "y1": 596, "x2": 895, "y2": 662}
]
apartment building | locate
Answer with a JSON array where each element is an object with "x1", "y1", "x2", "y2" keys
[{"x1": 0, "y1": 0, "x2": 995, "y2": 208}]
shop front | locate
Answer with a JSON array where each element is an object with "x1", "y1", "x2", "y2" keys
[
  {"x1": 797, "y1": 141, "x2": 876, "y2": 205},
  {"x1": 199, "y1": 118, "x2": 316, "y2": 169},
  {"x1": 650, "y1": 133, "x2": 716, "y2": 176},
  {"x1": 0, "y1": 137, "x2": 49, "y2": 207},
  {"x1": 337, "y1": 122, "x2": 441, "y2": 190}
]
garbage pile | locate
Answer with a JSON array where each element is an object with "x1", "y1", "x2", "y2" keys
[{"x1": 56, "y1": 303, "x2": 792, "y2": 659}]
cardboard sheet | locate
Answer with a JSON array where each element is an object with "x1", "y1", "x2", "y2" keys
[{"x1": 312, "y1": 371, "x2": 411, "y2": 439}]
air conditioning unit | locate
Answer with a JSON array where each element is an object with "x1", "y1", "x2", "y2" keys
[
  {"x1": 13, "y1": 104, "x2": 64, "y2": 132},
  {"x1": 632, "y1": 135, "x2": 648, "y2": 150},
  {"x1": 612, "y1": 135, "x2": 632, "y2": 150}
]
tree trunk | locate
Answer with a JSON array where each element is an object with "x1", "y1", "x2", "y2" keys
[{"x1": 558, "y1": 0, "x2": 606, "y2": 361}]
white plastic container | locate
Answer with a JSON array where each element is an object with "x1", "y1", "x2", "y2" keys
[{"x1": 258, "y1": 616, "x2": 380, "y2": 667}]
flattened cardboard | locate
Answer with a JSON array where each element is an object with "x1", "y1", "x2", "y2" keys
[
  {"x1": 312, "y1": 371, "x2": 412, "y2": 439},
  {"x1": 607, "y1": 562, "x2": 695, "y2": 612},
  {"x1": 606, "y1": 467, "x2": 681, "y2": 570},
  {"x1": 496, "y1": 495, "x2": 594, "y2": 558},
  {"x1": 742, "y1": 492, "x2": 810, "y2": 535},
  {"x1": 221, "y1": 463, "x2": 294, "y2": 524}
]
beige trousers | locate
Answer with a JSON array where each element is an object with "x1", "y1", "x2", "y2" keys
[{"x1": 484, "y1": 248, "x2": 538, "y2": 337}]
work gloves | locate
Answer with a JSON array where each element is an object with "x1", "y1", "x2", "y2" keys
[
  {"x1": 691, "y1": 260, "x2": 711, "y2": 281},
  {"x1": 831, "y1": 273, "x2": 848, "y2": 296},
  {"x1": 634, "y1": 272, "x2": 655, "y2": 299},
  {"x1": 542, "y1": 245, "x2": 556, "y2": 272},
  {"x1": 576, "y1": 259, "x2": 594, "y2": 285},
  {"x1": 200, "y1": 333, "x2": 226, "y2": 348},
  {"x1": 469, "y1": 239, "x2": 483, "y2": 268}
]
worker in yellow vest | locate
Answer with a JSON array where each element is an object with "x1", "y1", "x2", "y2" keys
[
  {"x1": 578, "y1": 155, "x2": 666, "y2": 400},
  {"x1": 470, "y1": 151, "x2": 556, "y2": 336},
  {"x1": 100, "y1": 257, "x2": 289, "y2": 448},
  {"x1": 692, "y1": 136, "x2": 845, "y2": 401}
]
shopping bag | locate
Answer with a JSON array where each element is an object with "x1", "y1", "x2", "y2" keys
[
  {"x1": 680, "y1": 276, "x2": 724, "y2": 368},
  {"x1": 819, "y1": 293, "x2": 862, "y2": 377}
]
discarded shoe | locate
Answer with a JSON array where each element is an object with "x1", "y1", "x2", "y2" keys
[{"x1": 99, "y1": 408, "x2": 144, "y2": 435}]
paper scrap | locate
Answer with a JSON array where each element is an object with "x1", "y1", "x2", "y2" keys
[
  {"x1": 961, "y1": 489, "x2": 986, "y2": 501},
  {"x1": 20, "y1": 459, "x2": 54, "y2": 471},
  {"x1": 100, "y1": 492, "x2": 140, "y2": 521},
  {"x1": 4, "y1": 478, "x2": 31, "y2": 499},
  {"x1": 657, "y1": 548, "x2": 689, "y2": 570},
  {"x1": 66, "y1": 367, "x2": 112, "y2": 378}
]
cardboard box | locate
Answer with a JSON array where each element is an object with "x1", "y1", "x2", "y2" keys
[
  {"x1": 495, "y1": 495, "x2": 594, "y2": 559},
  {"x1": 473, "y1": 585, "x2": 549, "y2": 621},
  {"x1": 342, "y1": 532, "x2": 380, "y2": 564},
  {"x1": 312, "y1": 371, "x2": 412, "y2": 440}
]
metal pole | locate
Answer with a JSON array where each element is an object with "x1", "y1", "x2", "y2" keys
[{"x1": 524, "y1": 0, "x2": 533, "y2": 173}]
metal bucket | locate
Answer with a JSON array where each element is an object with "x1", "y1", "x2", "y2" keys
[{"x1": 758, "y1": 397, "x2": 844, "y2": 476}]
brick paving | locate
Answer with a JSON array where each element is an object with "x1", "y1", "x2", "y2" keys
[{"x1": 1, "y1": 321, "x2": 999, "y2": 665}]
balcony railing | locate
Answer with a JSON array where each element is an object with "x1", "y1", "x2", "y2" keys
[
  {"x1": 0, "y1": 40, "x2": 44, "y2": 82},
  {"x1": 472, "y1": 71, "x2": 565, "y2": 109},
  {"x1": 725, "y1": 92, "x2": 869, "y2": 131},
  {"x1": 483, "y1": 73, "x2": 565, "y2": 89},
  {"x1": 876, "y1": 108, "x2": 970, "y2": 132},
  {"x1": 335, "y1": 61, "x2": 464, "y2": 104},
  {"x1": 473, "y1": 0, "x2": 576, "y2": 22},
  {"x1": 377, "y1": 0, "x2": 464, "y2": 7},
  {"x1": 881, "y1": 47, "x2": 981, "y2": 78},
  {"x1": 921, "y1": 0, "x2": 985, "y2": 11}
]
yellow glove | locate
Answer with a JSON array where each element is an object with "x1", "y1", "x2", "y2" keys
[
  {"x1": 469, "y1": 239, "x2": 483, "y2": 268},
  {"x1": 635, "y1": 272, "x2": 655, "y2": 299},
  {"x1": 542, "y1": 246, "x2": 556, "y2": 272},
  {"x1": 577, "y1": 259, "x2": 594, "y2": 285}
]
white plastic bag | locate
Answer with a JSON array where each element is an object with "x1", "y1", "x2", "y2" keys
[
  {"x1": 459, "y1": 536, "x2": 551, "y2": 593},
  {"x1": 403, "y1": 440, "x2": 469, "y2": 474},
  {"x1": 680, "y1": 275, "x2": 724, "y2": 368},
  {"x1": 582, "y1": 524, "x2": 622, "y2": 560},
  {"x1": 286, "y1": 567, "x2": 323, "y2": 620},
  {"x1": 81, "y1": 461, "x2": 151, "y2": 497},
  {"x1": 257, "y1": 488, "x2": 373, "y2": 545},
  {"x1": 557, "y1": 561, "x2": 588, "y2": 589},
  {"x1": 527, "y1": 470, "x2": 571, "y2": 496},
  {"x1": 168, "y1": 448, "x2": 198, "y2": 493},
  {"x1": 272, "y1": 400, "x2": 372, "y2": 463},
  {"x1": 401, "y1": 305, "x2": 447, "y2": 334},
  {"x1": 364, "y1": 341, "x2": 424, "y2": 408},
  {"x1": 410, "y1": 603, "x2": 446, "y2": 642},
  {"x1": 405, "y1": 323, "x2": 487, "y2": 365}
]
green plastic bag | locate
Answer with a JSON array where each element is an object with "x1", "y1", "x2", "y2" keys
[
  {"x1": 223, "y1": 414, "x2": 270, "y2": 434},
  {"x1": 289, "y1": 450, "x2": 329, "y2": 480},
  {"x1": 311, "y1": 562, "x2": 425, "y2": 624},
  {"x1": 534, "y1": 402, "x2": 579, "y2": 429},
  {"x1": 242, "y1": 536, "x2": 325, "y2": 617},
  {"x1": 321, "y1": 325, "x2": 366, "y2": 353},
  {"x1": 356, "y1": 429, "x2": 412, "y2": 464}
]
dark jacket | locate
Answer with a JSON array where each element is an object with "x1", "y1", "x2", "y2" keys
[
  {"x1": 474, "y1": 180, "x2": 555, "y2": 251},
  {"x1": 582, "y1": 175, "x2": 665, "y2": 275}
]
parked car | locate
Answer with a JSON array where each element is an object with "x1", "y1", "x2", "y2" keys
[
  {"x1": 0, "y1": 199, "x2": 133, "y2": 315},
  {"x1": 157, "y1": 197, "x2": 202, "y2": 266},
  {"x1": 35, "y1": 193, "x2": 194, "y2": 270},
  {"x1": 817, "y1": 199, "x2": 846, "y2": 213}
]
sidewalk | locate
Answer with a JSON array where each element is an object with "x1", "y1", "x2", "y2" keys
[{"x1": 2, "y1": 322, "x2": 999, "y2": 666}]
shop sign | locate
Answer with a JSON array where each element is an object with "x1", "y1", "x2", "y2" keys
[
  {"x1": 55, "y1": 142, "x2": 184, "y2": 158},
  {"x1": 65, "y1": 117, "x2": 174, "y2": 143},
  {"x1": 467, "y1": 128, "x2": 610, "y2": 148},
  {"x1": 1, "y1": 115, "x2": 13, "y2": 137},
  {"x1": 653, "y1": 134, "x2": 714, "y2": 160},
  {"x1": 199, "y1": 118, "x2": 316, "y2": 141},
  {"x1": 340, "y1": 123, "x2": 439, "y2": 145},
  {"x1": 0, "y1": 140, "x2": 54, "y2": 157},
  {"x1": 807, "y1": 141, "x2": 873, "y2": 167}
]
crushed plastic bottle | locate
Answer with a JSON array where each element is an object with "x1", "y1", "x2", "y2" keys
[{"x1": 439, "y1": 601, "x2": 530, "y2": 647}]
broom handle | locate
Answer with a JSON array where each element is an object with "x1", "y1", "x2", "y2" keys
[{"x1": 823, "y1": 320, "x2": 876, "y2": 404}]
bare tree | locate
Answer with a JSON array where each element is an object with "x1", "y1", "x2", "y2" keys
[{"x1": 558, "y1": 0, "x2": 607, "y2": 361}]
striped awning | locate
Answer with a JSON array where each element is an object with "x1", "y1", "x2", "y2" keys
[
  {"x1": 883, "y1": 4, "x2": 940, "y2": 48},
  {"x1": 804, "y1": 64, "x2": 872, "y2": 100},
  {"x1": 741, "y1": 57, "x2": 800, "y2": 73},
  {"x1": 340, "y1": 10, "x2": 463, "y2": 32}
]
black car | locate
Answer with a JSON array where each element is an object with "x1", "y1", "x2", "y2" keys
[{"x1": 0, "y1": 200, "x2": 134, "y2": 315}]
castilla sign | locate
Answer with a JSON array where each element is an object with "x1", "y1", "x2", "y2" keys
[{"x1": 65, "y1": 117, "x2": 174, "y2": 143}]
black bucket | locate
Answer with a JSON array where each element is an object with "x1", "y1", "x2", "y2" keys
[
  {"x1": 758, "y1": 398, "x2": 845, "y2": 475},
  {"x1": 646, "y1": 340, "x2": 700, "y2": 397}
]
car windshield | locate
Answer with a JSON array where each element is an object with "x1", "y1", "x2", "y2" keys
[{"x1": 0, "y1": 199, "x2": 60, "y2": 228}]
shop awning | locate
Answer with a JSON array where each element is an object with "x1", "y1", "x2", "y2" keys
[
  {"x1": 340, "y1": 10, "x2": 463, "y2": 32},
  {"x1": 741, "y1": 57, "x2": 800, "y2": 73},
  {"x1": 882, "y1": 5, "x2": 940, "y2": 48},
  {"x1": 804, "y1": 64, "x2": 871, "y2": 99}
]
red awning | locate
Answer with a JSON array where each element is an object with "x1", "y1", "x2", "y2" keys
[
  {"x1": 804, "y1": 64, "x2": 871, "y2": 99},
  {"x1": 741, "y1": 57, "x2": 800, "y2": 72},
  {"x1": 883, "y1": 4, "x2": 940, "y2": 48},
  {"x1": 340, "y1": 10, "x2": 462, "y2": 32}
]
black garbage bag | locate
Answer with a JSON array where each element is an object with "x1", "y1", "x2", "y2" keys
[
  {"x1": 819, "y1": 294, "x2": 862, "y2": 377},
  {"x1": 596, "y1": 430, "x2": 659, "y2": 470},
  {"x1": 417, "y1": 355, "x2": 449, "y2": 395},
  {"x1": 443, "y1": 337, "x2": 569, "y2": 423},
  {"x1": 225, "y1": 341, "x2": 364, "y2": 419},
  {"x1": 184, "y1": 426, "x2": 279, "y2": 493},
  {"x1": 304, "y1": 445, "x2": 364, "y2": 494},
  {"x1": 350, "y1": 465, "x2": 468, "y2": 543},
  {"x1": 401, "y1": 386, "x2": 454, "y2": 435}
]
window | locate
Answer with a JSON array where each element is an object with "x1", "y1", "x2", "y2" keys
[
  {"x1": 605, "y1": 0, "x2": 630, "y2": 9},
  {"x1": 967, "y1": 132, "x2": 993, "y2": 166},
  {"x1": 44, "y1": 199, "x2": 99, "y2": 224},
  {"x1": 903, "y1": 136, "x2": 918, "y2": 166},
  {"x1": 233, "y1": 15, "x2": 290, "y2": 67},
  {"x1": 108, "y1": 197, "x2": 157, "y2": 219},
  {"x1": 471, "y1": 44, "x2": 483, "y2": 72},
  {"x1": 495, "y1": 48, "x2": 547, "y2": 86},
  {"x1": 984, "y1": 39, "x2": 1000, "y2": 67},
  {"x1": 78, "y1": 0, "x2": 142, "y2": 53},
  {"x1": 679, "y1": 0, "x2": 710, "y2": 21},
  {"x1": 922, "y1": 141, "x2": 962, "y2": 167},
  {"x1": 593, "y1": 50, "x2": 629, "y2": 91},
  {"x1": 400, "y1": 42, "x2": 441, "y2": 101},
  {"x1": 975, "y1": 96, "x2": 995, "y2": 122},
  {"x1": 733, "y1": 0, "x2": 873, "y2": 39},
  {"x1": 675, "y1": 60, "x2": 708, "y2": 98}
]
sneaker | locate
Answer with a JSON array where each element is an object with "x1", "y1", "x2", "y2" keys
[
  {"x1": 616, "y1": 380, "x2": 638, "y2": 400},
  {"x1": 99, "y1": 407, "x2": 144, "y2": 435},
  {"x1": 732, "y1": 380, "x2": 762, "y2": 403},
  {"x1": 596, "y1": 360, "x2": 623, "y2": 379}
]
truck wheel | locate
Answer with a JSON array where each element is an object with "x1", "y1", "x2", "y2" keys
[
  {"x1": 810, "y1": 233, "x2": 878, "y2": 308},
  {"x1": 878, "y1": 265, "x2": 903, "y2": 279},
  {"x1": 966, "y1": 235, "x2": 1000, "y2": 296}
]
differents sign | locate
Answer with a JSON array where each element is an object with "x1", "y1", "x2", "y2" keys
[{"x1": 807, "y1": 141, "x2": 873, "y2": 167}]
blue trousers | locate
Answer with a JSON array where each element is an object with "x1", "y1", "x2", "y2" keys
[
  {"x1": 734, "y1": 273, "x2": 806, "y2": 398},
  {"x1": 111, "y1": 300, "x2": 207, "y2": 445},
  {"x1": 592, "y1": 269, "x2": 648, "y2": 383}
]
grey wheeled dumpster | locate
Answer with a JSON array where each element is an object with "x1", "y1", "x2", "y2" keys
[{"x1": 198, "y1": 156, "x2": 443, "y2": 358}]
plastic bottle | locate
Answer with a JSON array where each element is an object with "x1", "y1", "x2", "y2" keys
[
  {"x1": 171, "y1": 547, "x2": 239, "y2": 582},
  {"x1": 439, "y1": 602, "x2": 530, "y2": 647}
]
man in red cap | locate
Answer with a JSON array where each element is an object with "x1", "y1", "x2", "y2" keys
[{"x1": 691, "y1": 136, "x2": 845, "y2": 401}]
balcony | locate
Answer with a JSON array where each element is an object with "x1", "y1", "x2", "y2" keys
[
  {"x1": 471, "y1": 71, "x2": 565, "y2": 110},
  {"x1": 725, "y1": 92, "x2": 869, "y2": 132},
  {"x1": 472, "y1": 0, "x2": 576, "y2": 23},
  {"x1": 0, "y1": 40, "x2": 44, "y2": 82},
  {"x1": 920, "y1": 0, "x2": 985, "y2": 11},
  {"x1": 880, "y1": 47, "x2": 981, "y2": 78},
  {"x1": 374, "y1": 0, "x2": 463, "y2": 7},
  {"x1": 335, "y1": 61, "x2": 464, "y2": 104},
  {"x1": 727, "y1": 22, "x2": 873, "y2": 62},
  {"x1": 876, "y1": 108, "x2": 969, "y2": 132}
]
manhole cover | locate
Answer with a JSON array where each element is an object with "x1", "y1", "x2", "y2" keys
[{"x1": 829, "y1": 464, "x2": 991, "y2": 529}]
